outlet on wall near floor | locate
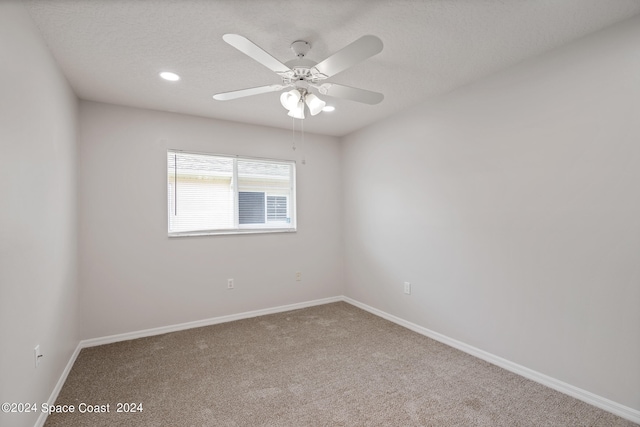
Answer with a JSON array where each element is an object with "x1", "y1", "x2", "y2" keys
[
  {"x1": 296, "y1": 272, "x2": 302, "y2": 281},
  {"x1": 227, "y1": 278, "x2": 234, "y2": 289},
  {"x1": 403, "y1": 282, "x2": 411, "y2": 295}
]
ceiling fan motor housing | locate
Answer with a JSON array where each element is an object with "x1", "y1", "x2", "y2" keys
[{"x1": 284, "y1": 40, "x2": 323, "y2": 87}]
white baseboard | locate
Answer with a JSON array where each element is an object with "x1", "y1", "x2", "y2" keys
[
  {"x1": 34, "y1": 343, "x2": 82, "y2": 427},
  {"x1": 39, "y1": 295, "x2": 639, "y2": 426},
  {"x1": 80, "y1": 296, "x2": 343, "y2": 348},
  {"x1": 343, "y1": 296, "x2": 640, "y2": 425}
]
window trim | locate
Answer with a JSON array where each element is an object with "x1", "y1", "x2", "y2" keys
[{"x1": 167, "y1": 150, "x2": 296, "y2": 237}]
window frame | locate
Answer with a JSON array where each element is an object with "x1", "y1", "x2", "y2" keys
[{"x1": 167, "y1": 149, "x2": 296, "y2": 237}]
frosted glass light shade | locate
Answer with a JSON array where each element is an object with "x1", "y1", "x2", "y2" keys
[
  {"x1": 280, "y1": 90, "x2": 301, "y2": 111},
  {"x1": 305, "y1": 93, "x2": 326, "y2": 116},
  {"x1": 287, "y1": 101, "x2": 305, "y2": 119}
]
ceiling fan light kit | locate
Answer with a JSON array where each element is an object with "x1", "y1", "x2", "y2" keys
[
  {"x1": 213, "y1": 34, "x2": 384, "y2": 120},
  {"x1": 280, "y1": 88, "x2": 326, "y2": 118}
]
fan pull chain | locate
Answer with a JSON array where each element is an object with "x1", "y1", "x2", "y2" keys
[
  {"x1": 290, "y1": 114, "x2": 305, "y2": 165},
  {"x1": 301, "y1": 117, "x2": 306, "y2": 165},
  {"x1": 292, "y1": 114, "x2": 296, "y2": 151}
]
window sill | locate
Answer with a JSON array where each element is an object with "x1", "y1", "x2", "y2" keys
[{"x1": 168, "y1": 228, "x2": 297, "y2": 238}]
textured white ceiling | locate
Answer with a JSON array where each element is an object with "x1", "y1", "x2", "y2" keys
[{"x1": 24, "y1": 0, "x2": 640, "y2": 137}]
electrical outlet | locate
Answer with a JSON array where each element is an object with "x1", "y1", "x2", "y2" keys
[
  {"x1": 227, "y1": 278, "x2": 234, "y2": 289},
  {"x1": 403, "y1": 282, "x2": 411, "y2": 295},
  {"x1": 296, "y1": 272, "x2": 302, "y2": 281},
  {"x1": 34, "y1": 345, "x2": 43, "y2": 368}
]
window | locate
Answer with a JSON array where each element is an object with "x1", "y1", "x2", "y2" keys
[{"x1": 167, "y1": 150, "x2": 296, "y2": 236}]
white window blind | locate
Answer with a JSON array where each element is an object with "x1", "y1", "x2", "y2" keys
[{"x1": 167, "y1": 150, "x2": 296, "y2": 236}]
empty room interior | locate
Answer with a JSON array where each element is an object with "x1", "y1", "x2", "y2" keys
[{"x1": 1, "y1": 1, "x2": 639, "y2": 426}]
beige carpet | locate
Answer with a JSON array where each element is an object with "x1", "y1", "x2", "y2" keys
[{"x1": 45, "y1": 302, "x2": 636, "y2": 426}]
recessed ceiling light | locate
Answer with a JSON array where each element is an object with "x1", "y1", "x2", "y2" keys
[
  {"x1": 322, "y1": 106, "x2": 335, "y2": 112},
  {"x1": 160, "y1": 71, "x2": 180, "y2": 81}
]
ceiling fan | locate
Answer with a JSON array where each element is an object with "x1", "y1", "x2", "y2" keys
[{"x1": 213, "y1": 34, "x2": 384, "y2": 119}]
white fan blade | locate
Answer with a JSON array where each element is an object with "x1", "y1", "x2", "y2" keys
[
  {"x1": 213, "y1": 84, "x2": 284, "y2": 101},
  {"x1": 313, "y1": 35, "x2": 383, "y2": 78},
  {"x1": 321, "y1": 83, "x2": 383, "y2": 105},
  {"x1": 223, "y1": 34, "x2": 292, "y2": 74}
]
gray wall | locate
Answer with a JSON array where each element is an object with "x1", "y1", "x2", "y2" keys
[
  {"x1": 0, "y1": 3, "x2": 79, "y2": 427},
  {"x1": 342, "y1": 15, "x2": 640, "y2": 410},
  {"x1": 78, "y1": 101, "x2": 344, "y2": 339}
]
